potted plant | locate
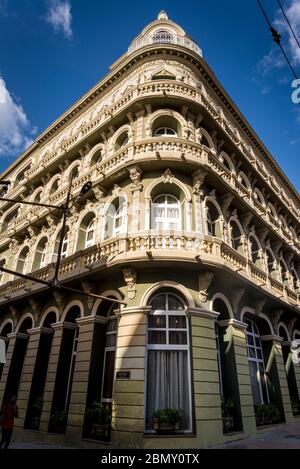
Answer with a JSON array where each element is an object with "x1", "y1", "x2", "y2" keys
[
  {"x1": 86, "y1": 401, "x2": 112, "y2": 440},
  {"x1": 153, "y1": 408, "x2": 182, "y2": 434},
  {"x1": 49, "y1": 410, "x2": 67, "y2": 434},
  {"x1": 221, "y1": 398, "x2": 235, "y2": 433},
  {"x1": 254, "y1": 403, "x2": 281, "y2": 426},
  {"x1": 28, "y1": 396, "x2": 43, "y2": 430}
]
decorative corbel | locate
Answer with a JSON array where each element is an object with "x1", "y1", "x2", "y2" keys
[
  {"x1": 255, "y1": 298, "x2": 266, "y2": 314},
  {"x1": 29, "y1": 298, "x2": 41, "y2": 324},
  {"x1": 271, "y1": 240, "x2": 283, "y2": 256},
  {"x1": 52, "y1": 290, "x2": 65, "y2": 315},
  {"x1": 93, "y1": 185, "x2": 106, "y2": 202},
  {"x1": 81, "y1": 281, "x2": 96, "y2": 312},
  {"x1": 162, "y1": 169, "x2": 175, "y2": 184},
  {"x1": 230, "y1": 288, "x2": 245, "y2": 315},
  {"x1": 220, "y1": 193, "x2": 234, "y2": 217},
  {"x1": 256, "y1": 228, "x2": 269, "y2": 246},
  {"x1": 192, "y1": 169, "x2": 207, "y2": 196},
  {"x1": 198, "y1": 272, "x2": 214, "y2": 303},
  {"x1": 123, "y1": 267, "x2": 137, "y2": 300},
  {"x1": 240, "y1": 211, "x2": 253, "y2": 232}
]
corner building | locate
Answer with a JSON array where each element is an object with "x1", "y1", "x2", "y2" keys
[{"x1": 0, "y1": 11, "x2": 300, "y2": 448}]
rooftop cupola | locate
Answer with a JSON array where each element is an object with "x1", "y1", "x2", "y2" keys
[{"x1": 127, "y1": 11, "x2": 202, "y2": 57}]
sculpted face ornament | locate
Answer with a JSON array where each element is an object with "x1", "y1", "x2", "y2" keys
[{"x1": 291, "y1": 340, "x2": 300, "y2": 366}]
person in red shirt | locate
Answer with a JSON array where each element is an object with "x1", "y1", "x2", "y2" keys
[{"x1": 0, "y1": 396, "x2": 18, "y2": 449}]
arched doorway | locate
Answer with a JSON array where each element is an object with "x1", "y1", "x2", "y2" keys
[{"x1": 0, "y1": 322, "x2": 13, "y2": 381}]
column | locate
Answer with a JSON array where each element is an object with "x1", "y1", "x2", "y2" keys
[
  {"x1": 261, "y1": 334, "x2": 293, "y2": 423},
  {"x1": 39, "y1": 322, "x2": 64, "y2": 432},
  {"x1": 218, "y1": 319, "x2": 256, "y2": 436},
  {"x1": 190, "y1": 308, "x2": 223, "y2": 447},
  {"x1": 129, "y1": 167, "x2": 143, "y2": 234},
  {"x1": 14, "y1": 328, "x2": 47, "y2": 429},
  {"x1": 111, "y1": 306, "x2": 148, "y2": 448},
  {"x1": 0, "y1": 333, "x2": 17, "y2": 401},
  {"x1": 65, "y1": 316, "x2": 99, "y2": 444}
]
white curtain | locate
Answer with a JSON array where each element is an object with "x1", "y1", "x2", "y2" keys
[{"x1": 146, "y1": 350, "x2": 190, "y2": 430}]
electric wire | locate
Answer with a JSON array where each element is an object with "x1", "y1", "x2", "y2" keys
[{"x1": 277, "y1": 0, "x2": 300, "y2": 49}]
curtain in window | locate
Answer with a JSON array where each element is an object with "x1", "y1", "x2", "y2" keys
[{"x1": 146, "y1": 349, "x2": 190, "y2": 430}]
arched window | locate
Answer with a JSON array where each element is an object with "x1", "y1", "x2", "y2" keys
[
  {"x1": 230, "y1": 220, "x2": 243, "y2": 253},
  {"x1": 206, "y1": 201, "x2": 221, "y2": 237},
  {"x1": 146, "y1": 291, "x2": 192, "y2": 433},
  {"x1": 101, "y1": 307, "x2": 118, "y2": 408},
  {"x1": 291, "y1": 269, "x2": 299, "y2": 291},
  {"x1": 115, "y1": 132, "x2": 129, "y2": 151},
  {"x1": 91, "y1": 149, "x2": 102, "y2": 166},
  {"x1": 249, "y1": 235, "x2": 261, "y2": 265},
  {"x1": 14, "y1": 165, "x2": 30, "y2": 188},
  {"x1": 77, "y1": 214, "x2": 96, "y2": 250},
  {"x1": 69, "y1": 165, "x2": 79, "y2": 181},
  {"x1": 16, "y1": 247, "x2": 29, "y2": 274},
  {"x1": 33, "y1": 191, "x2": 42, "y2": 203},
  {"x1": 50, "y1": 178, "x2": 60, "y2": 195},
  {"x1": 280, "y1": 260, "x2": 289, "y2": 286},
  {"x1": 54, "y1": 227, "x2": 70, "y2": 261},
  {"x1": 245, "y1": 319, "x2": 269, "y2": 405},
  {"x1": 154, "y1": 127, "x2": 177, "y2": 137},
  {"x1": 151, "y1": 194, "x2": 180, "y2": 231},
  {"x1": 32, "y1": 237, "x2": 48, "y2": 271},
  {"x1": 2, "y1": 208, "x2": 19, "y2": 233},
  {"x1": 266, "y1": 249, "x2": 276, "y2": 277},
  {"x1": 85, "y1": 219, "x2": 95, "y2": 248},
  {"x1": 153, "y1": 30, "x2": 173, "y2": 44},
  {"x1": 152, "y1": 115, "x2": 181, "y2": 138},
  {"x1": 104, "y1": 197, "x2": 127, "y2": 239}
]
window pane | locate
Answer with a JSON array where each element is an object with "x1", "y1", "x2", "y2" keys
[
  {"x1": 169, "y1": 316, "x2": 186, "y2": 329},
  {"x1": 249, "y1": 361, "x2": 261, "y2": 404},
  {"x1": 247, "y1": 335, "x2": 254, "y2": 346},
  {"x1": 169, "y1": 331, "x2": 187, "y2": 345},
  {"x1": 107, "y1": 318, "x2": 117, "y2": 333},
  {"x1": 149, "y1": 315, "x2": 166, "y2": 328},
  {"x1": 148, "y1": 331, "x2": 166, "y2": 345},
  {"x1": 168, "y1": 295, "x2": 184, "y2": 311},
  {"x1": 151, "y1": 295, "x2": 166, "y2": 310},
  {"x1": 259, "y1": 363, "x2": 269, "y2": 404},
  {"x1": 248, "y1": 347, "x2": 256, "y2": 359},
  {"x1": 102, "y1": 351, "x2": 115, "y2": 399}
]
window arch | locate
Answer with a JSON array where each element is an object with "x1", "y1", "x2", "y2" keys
[
  {"x1": 145, "y1": 290, "x2": 192, "y2": 433},
  {"x1": 219, "y1": 152, "x2": 234, "y2": 172},
  {"x1": 33, "y1": 190, "x2": 42, "y2": 203},
  {"x1": 198, "y1": 127, "x2": 215, "y2": 151},
  {"x1": 151, "y1": 194, "x2": 181, "y2": 231},
  {"x1": 1, "y1": 207, "x2": 19, "y2": 233},
  {"x1": 279, "y1": 260, "x2": 289, "y2": 286},
  {"x1": 14, "y1": 164, "x2": 30, "y2": 188},
  {"x1": 104, "y1": 197, "x2": 127, "y2": 240},
  {"x1": 253, "y1": 188, "x2": 265, "y2": 206},
  {"x1": 69, "y1": 165, "x2": 79, "y2": 181},
  {"x1": 152, "y1": 30, "x2": 173, "y2": 44},
  {"x1": 152, "y1": 115, "x2": 181, "y2": 138},
  {"x1": 90, "y1": 148, "x2": 102, "y2": 166},
  {"x1": 238, "y1": 171, "x2": 251, "y2": 190},
  {"x1": 205, "y1": 200, "x2": 222, "y2": 237},
  {"x1": 115, "y1": 131, "x2": 129, "y2": 151},
  {"x1": 50, "y1": 177, "x2": 60, "y2": 195},
  {"x1": 76, "y1": 213, "x2": 96, "y2": 250},
  {"x1": 16, "y1": 247, "x2": 29, "y2": 274},
  {"x1": 245, "y1": 318, "x2": 269, "y2": 405},
  {"x1": 230, "y1": 219, "x2": 243, "y2": 253},
  {"x1": 249, "y1": 234, "x2": 261, "y2": 266},
  {"x1": 32, "y1": 237, "x2": 48, "y2": 271},
  {"x1": 54, "y1": 227, "x2": 70, "y2": 261},
  {"x1": 291, "y1": 269, "x2": 299, "y2": 291},
  {"x1": 266, "y1": 248, "x2": 276, "y2": 277}
]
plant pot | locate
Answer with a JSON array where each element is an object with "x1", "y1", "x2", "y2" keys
[
  {"x1": 153, "y1": 418, "x2": 179, "y2": 434},
  {"x1": 222, "y1": 416, "x2": 234, "y2": 433},
  {"x1": 92, "y1": 423, "x2": 111, "y2": 440}
]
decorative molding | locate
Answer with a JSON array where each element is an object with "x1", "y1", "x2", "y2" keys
[
  {"x1": 230, "y1": 288, "x2": 245, "y2": 314},
  {"x1": 123, "y1": 267, "x2": 137, "y2": 300},
  {"x1": 198, "y1": 272, "x2": 214, "y2": 303}
]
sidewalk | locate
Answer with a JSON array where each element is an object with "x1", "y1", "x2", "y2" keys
[
  {"x1": 5, "y1": 419, "x2": 300, "y2": 449},
  {"x1": 215, "y1": 419, "x2": 300, "y2": 449}
]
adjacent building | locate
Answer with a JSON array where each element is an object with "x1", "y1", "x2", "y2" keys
[{"x1": 0, "y1": 11, "x2": 300, "y2": 448}]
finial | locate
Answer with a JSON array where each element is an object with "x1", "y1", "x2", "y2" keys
[{"x1": 158, "y1": 10, "x2": 168, "y2": 20}]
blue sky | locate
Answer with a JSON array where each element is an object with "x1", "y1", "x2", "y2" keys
[{"x1": 0, "y1": 0, "x2": 299, "y2": 192}]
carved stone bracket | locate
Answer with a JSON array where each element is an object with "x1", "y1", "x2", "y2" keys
[
  {"x1": 29, "y1": 298, "x2": 41, "y2": 324},
  {"x1": 162, "y1": 168, "x2": 175, "y2": 184},
  {"x1": 198, "y1": 272, "x2": 214, "y2": 303},
  {"x1": 230, "y1": 288, "x2": 245, "y2": 315},
  {"x1": 192, "y1": 169, "x2": 208, "y2": 196},
  {"x1": 255, "y1": 298, "x2": 266, "y2": 314},
  {"x1": 129, "y1": 166, "x2": 143, "y2": 192},
  {"x1": 52, "y1": 290, "x2": 65, "y2": 315},
  {"x1": 123, "y1": 267, "x2": 137, "y2": 300}
]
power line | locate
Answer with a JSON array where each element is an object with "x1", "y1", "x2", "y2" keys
[
  {"x1": 256, "y1": 0, "x2": 298, "y2": 79},
  {"x1": 277, "y1": 0, "x2": 300, "y2": 50}
]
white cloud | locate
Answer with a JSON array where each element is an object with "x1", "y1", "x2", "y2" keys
[
  {"x1": 258, "y1": 0, "x2": 300, "y2": 74},
  {"x1": 0, "y1": 77, "x2": 36, "y2": 156},
  {"x1": 46, "y1": 0, "x2": 72, "y2": 38}
]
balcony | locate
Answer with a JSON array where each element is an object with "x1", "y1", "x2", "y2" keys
[
  {"x1": 0, "y1": 232, "x2": 298, "y2": 310},
  {"x1": 128, "y1": 33, "x2": 202, "y2": 57}
]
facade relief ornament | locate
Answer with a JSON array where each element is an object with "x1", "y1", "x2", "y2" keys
[
  {"x1": 123, "y1": 267, "x2": 137, "y2": 300},
  {"x1": 52, "y1": 290, "x2": 65, "y2": 315},
  {"x1": 230, "y1": 288, "x2": 245, "y2": 315},
  {"x1": 255, "y1": 298, "x2": 266, "y2": 314},
  {"x1": 162, "y1": 168, "x2": 175, "y2": 184},
  {"x1": 198, "y1": 272, "x2": 214, "y2": 303},
  {"x1": 129, "y1": 166, "x2": 143, "y2": 192},
  {"x1": 192, "y1": 169, "x2": 207, "y2": 197}
]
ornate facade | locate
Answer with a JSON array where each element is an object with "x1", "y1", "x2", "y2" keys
[{"x1": 0, "y1": 11, "x2": 300, "y2": 448}]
